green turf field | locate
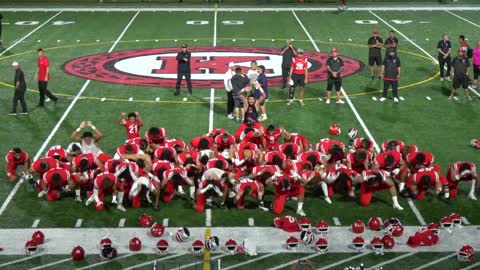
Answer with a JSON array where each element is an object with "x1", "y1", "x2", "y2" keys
[{"x1": 0, "y1": 4, "x2": 479, "y2": 270}]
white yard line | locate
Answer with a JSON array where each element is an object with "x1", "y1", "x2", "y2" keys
[
  {"x1": 1, "y1": 7, "x2": 480, "y2": 12},
  {"x1": 317, "y1": 252, "x2": 370, "y2": 270},
  {"x1": 223, "y1": 253, "x2": 278, "y2": 270},
  {"x1": 0, "y1": 254, "x2": 42, "y2": 268},
  {"x1": 209, "y1": 88, "x2": 215, "y2": 132},
  {"x1": 177, "y1": 254, "x2": 227, "y2": 270},
  {"x1": 31, "y1": 219, "x2": 40, "y2": 228},
  {"x1": 0, "y1": 11, "x2": 62, "y2": 56},
  {"x1": 333, "y1": 217, "x2": 341, "y2": 226},
  {"x1": 76, "y1": 253, "x2": 135, "y2": 270},
  {"x1": 30, "y1": 257, "x2": 71, "y2": 270},
  {"x1": 292, "y1": 11, "x2": 320, "y2": 52},
  {"x1": 459, "y1": 261, "x2": 480, "y2": 270},
  {"x1": 0, "y1": 11, "x2": 140, "y2": 217},
  {"x1": 118, "y1": 218, "x2": 126, "y2": 227},
  {"x1": 461, "y1": 217, "x2": 471, "y2": 225},
  {"x1": 213, "y1": 6, "x2": 218, "y2": 47},
  {"x1": 248, "y1": 217, "x2": 255, "y2": 226},
  {"x1": 445, "y1": 10, "x2": 480, "y2": 28},
  {"x1": 366, "y1": 252, "x2": 417, "y2": 270},
  {"x1": 206, "y1": 208, "x2": 212, "y2": 227},
  {"x1": 370, "y1": 10, "x2": 480, "y2": 97},
  {"x1": 266, "y1": 253, "x2": 324, "y2": 270},
  {"x1": 120, "y1": 253, "x2": 186, "y2": 270},
  {"x1": 407, "y1": 198, "x2": 427, "y2": 225},
  {"x1": 411, "y1": 252, "x2": 457, "y2": 270},
  {"x1": 163, "y1": 218, "x2": 169, "y2": 227},
  {"x1": 74, "y1": 219, "x2": 83, "y2": 228}
]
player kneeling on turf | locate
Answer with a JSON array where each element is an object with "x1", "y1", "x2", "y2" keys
[
  {"x1": 266, "y1": 171, "x2": 307, "y2": 217},
  {"x1": 195, "y1": 168, "x2": 229, "y2": 212},
  {"x1": 446, "y1": 162, "x2": 478, "y2": 200},
  {"x1": 406, "y1": 166, "x2": 449, "y2": 201},
  {"x1": 353, "y1": 169, "x2": 403, "y2": 210}
]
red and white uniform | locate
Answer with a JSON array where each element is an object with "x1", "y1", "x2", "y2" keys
[
  {"x1": 32, "y1": 157, "x2": 59, "y2": 177},
  {"x1": 359, "y1": 169, "x2": 392, "y2": 206},
  {"x1": 252, "y1": 165, "x2": 281, "y2": 183},
  {"x1": 115, "y1": 144, "x2": 142, "y2": 158},
  {"x1": 162, "y1": 168, "x2": 188, "y2": 203},
  {"x1": 353, "y1": 138, "x2": 375, "y2": 152},
  {"x1": 145, "y1": 128, "x2": 166, "y2": 146},
  {"x1": 263, "y1": 128, "x2": 282, "y2": 151},
  {"x1": 123, "y1": 119, "x2": 143, "y2": 139},
  {"x1": 190, "y1": 136, "x2": 214, "y2": 150},
  {"x1": 325, "y1": 163, "x2": 357, "y2": 196},
  {"x1": 45, "y1": 146, "x2": 67, "y2": 161},
  {"x1": 299, "y1": 151, "x2": 322, "y2": 166},
  {"x1": 165, "y1": 138, "x2": 187, "y2": 150},
  {"x1": 91, "y1": 173, "x2": 118, "y2": 211},
  {"x1": 280, "y1": 142, "x2": 300, "y2": 158},
  {"x1": 209, "y1": 128, "x2": 227, "y2": 137},
  {"x1": 201, "y1": 168, "x2": 226, "y2": 182},
  {"x1": 290, "y1": 133, "x2": 311, "y2": 151},
  {"x1": 195, "y1": 180, "x2": 226, "y2": 213},
  {"x1": 5, "y1": 150, "x2": 29, "y2": 177},
  {"x1": 273, "y1": 175, "x2": 304, "y2": 215},
  {"x1": 407, "y1": 167, "x2": 447, "y2": 200},
  {"x1": 375, "y1": 151, "x2": 402, "y2": 172},
  {"x1": 234, "y1": 178, "x2": 260, "y2": 208},
  {"x1": 104, "y1": 159, "x2": 125, "y2": 174},
  {"x1": 346, "y1": 151, "x2": 373, "y2": 173},
  {"x1": 316, "y1": 138, "x2": 345, "y2": 163},
  {"x1": 291, "y1": 56, "x2": 308, "y2": 75},
  {"x1": 37, "y1": 55, "x2": 50, "y2": 81},
  {"x1": 42, "y1": 168, "x2": 70, "y2": 201},
  {"x1": 381, "y1": 140, "x2": 405, "y2": 152},
  {"x1": 126, "y1": 137, "x2": 145, "y2": 146},
  {"x1": 214, "y1": 134, "x2": 235, "y2": 152},
  {"x1": 153, "y1": 146, "x2": 176, "y2": 161},
  {"x1": 447, "y1": 162, "x2": 477, "y2": 198},
  {"x1": 72, "y1": 153, "x2": 96, "y2": 172},
  {"x1": 274, "y1": 216, "x2": 301, "y2": 232},
  {"x1": 264, "y1": 151, "x2": 286, "y2": 166},
  {"x1": 206, "y1": 158, "x2": 229, "y2": 171},
  {"x1": 407, "y1": 151, "x2": 434, "y2": 173}
]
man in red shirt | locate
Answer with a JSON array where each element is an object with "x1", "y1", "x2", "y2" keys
[
  {"x1": 5, "y1": 147, "x2": 31, "y2": 182},
  {"x1": 288, "y1": 49, "x2": 308, "y2": 106},
  {"x1": 34, "y1": 48, "x2": 57, "y2": 107},
  {"x1": 118, "y1": 112, "x2": 143, "y2": 139}
]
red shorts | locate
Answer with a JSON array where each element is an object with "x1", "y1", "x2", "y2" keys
[
  {"x1": 47, "y1": 189, "x2": 60, "y2": 201},
  {"x1": 359, "y1": 182, "x2": 391, "y2": 206},
  {"x1": 162, "y1": 181, "x2": 176, "y2": 203},
  {"x1": 6, "y1": 164, "x2": 18, "y2": 177},
  {"x1": 272, "y1": 186, "x2": 304, "y2": 215},
  {"x1": 195, "y1": 193, "x2": 207, "y2": 213},
  {"x1": 236, "y1": 183, "x2": 259, "y2": 208}
]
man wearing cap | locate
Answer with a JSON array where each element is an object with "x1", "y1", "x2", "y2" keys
[
  {"x1": 224, "y1": 62, "x2": 236, "y2": 119},
  {"x1": 384, "y1": 31, "x2": 398, "y2": 57},
  {"x1": 280, "y1": 40, "x2": 298, "y2": 89},
  {"x1": 449, "y1": 49, "x2": 471, "y2": 100},
  {"x1": 368, "y1": 30, "x2": 383, "y2": 80},
  {"x1": 10, "y1": 62, "x2": 28, "y2": 115},
  {"x1": 325, "y1": 48, "x2": 345, "y2": 104},
  {"x1": 288, "y1": 48, "x2": 308, "y2": 106},
  {"x1": 437, "y1": 34, "x2": 452, "y2": 81},
  {"x1": 379, "y1": 49, "x2": 401, "y2": 103},
  {"x1": 175, "y1": 44, "x2": 192, "y2": 96},
  {"x1": 35, "y1": 48, "x2": 58, "y2": 107}
]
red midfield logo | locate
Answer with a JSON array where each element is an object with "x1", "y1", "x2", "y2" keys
[{"x1": 62, "y1": 47, "x2": 363, "y2": 88}]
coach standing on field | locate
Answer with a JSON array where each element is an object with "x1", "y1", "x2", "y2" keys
[
  {"x1": 280, "y1": 39, "x2": 297, "y2": 90},
  {"x1": 224, "y1": 62, "x2": 236, "y2": 119},
  {"x1": 35, "y1": 48, "x2": 58, "y2": 107},
  {"x1": 175, "y1": 43, "x2": 192, "y2": 96},
  {"x1": 449, "y1": 49, "x2": 471, "y2": 100},
  {"x1": 325, "y1": 48, "x2": 345, "y2": 104},
  {"x1": 9, "y1": 62, "x2": 28, "y2": 115},
  {"x1": 379, "y1": 49, "x2": 401, "y2": 103},
  {"x1": 384, "y1": 31, "x2": 398, "y2": 57},
  {"x1": 437, "y1": 34, "x2": 452, "y2": 81},
  {"x1": 368, "y1": 30, "x2": 383, "y2": 80}
]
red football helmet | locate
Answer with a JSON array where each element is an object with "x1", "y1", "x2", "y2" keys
[
  {"x1": 315, "y1": 220, "x2": 329, "y2": 237},
  {"x1": 191, "y1": 240, "x2": 205, "y2": 256},
  {"x1": 315, "y1": 238, "x2": 328, "y2": 253},
  {"x1": 299, "y1": 217, "x2": 311, "y2": 231},
  {"x1": 368, "y1": 217, "x2": 381, "y2": 231},
  {"x1": 383, "y1": 217, "x2": 401, "y2": 228},
  {"x1": 138, "y1": 214, "x2": 153, "y2": 227},
  {"x1": 150, "y1": 223, "x2": 165, "y2": 238},
  {"x1": 100, "y1": 237, "x2": 112, "y2": 248},
  {"x1": 286, "y1": 236, "x2": 299, "y2": 250},
  {"x1": 71, "y1": 245, "x2": 85, "y2": 261},
  {"x1": 129, "y1": 237, "x2": 142, "y2": 251},
  {"x1": 156, "y1": 239, "x2": 169, "y2": 254},
  {"x1": 471, "y1": 139, "x2": 480, "y2": 149},
  {"x1": 407, "y1": 234, "x2": 421, "y2": 248},
  {"x1": 458, "y1": 245, "x2": 474, "y2": 262},
  {"x1": 427, "y1": 223, "x2": 440, "y2": 236},
  {"x1": 300, "y1": 230, "x2": 315, "y2": 245},
  {"x1": 32, "y1": 230, "x2": 45, "y2": 245},
  {"x1": 422, "y1": 229, "x2": 439, "y2": 246},
  {"x1": 382, "y1": 235, "x2": 395, "y2": 249},
  {"x1": 386, "y1": 224, "x2": 404, "y2": 237},
  {"x1": 175, "y1": 227, "x2": 190, "y2": 242},
  {"x1": 329, "y1": 124, "x2": 341, "y2": 136},
  {"x1": 100, "y1": 246, "x2": 118, "y2": 260},
  {"x1": 370, "y1": 237, "x2": 384, "y2": 254},
  {"x1": 205, "y1": 236, "x2": 220, "y2": 252},
  {"x1": 352, "y1": 220, "x2": 365, "y2": 234},
  {"x1": 25, "y1": 240, "x2": 38, "y2": 255},
  {"x1": 225, "y1": 239, "x2": 238, "y2": 255},
  {"x1": 352, "y1": 236, "x2": 365, "y2": 252},
  {"x1": 440, "y1": 216, "x2": 453, "y2": 232},
  {"x1": 450, "y1": 213, "x2": 462, "y2": 227}
]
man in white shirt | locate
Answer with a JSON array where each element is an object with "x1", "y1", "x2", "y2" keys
[{"x1": 224, "y1": 62, "x2": 236, "y2": 119}]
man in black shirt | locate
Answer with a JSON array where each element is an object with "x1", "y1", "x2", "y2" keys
[
  {"x1": 231, "y1": 67, "x2": 251, "y2": 123},
  {"x1": 325, "y1": 48, "x2": 345, "y2": 104},
  {"x1": 368, "y1": 30, "x2": 383, "y2": 80},
  {"x1": 9, "y1": 62, "x2": 28, "y2": 115},
  {"x1": 175, "y1": 43, "x2": 192, "y2": 96},
  {"x1": 449, "y1": 49, "x2": 471, "y2": 100},
  {"x1": 280, "y1": 39, "x2": 297, "y2": 89},
  {"x1": 0, "y1": 14, "x2": 3, "y2": 46},
  {"x1": 437, "y1": 34, "x2": 452, "y2": 81},
  {"x1": 384, "y1": 31, "x2": 398, "y2": 57},
  {"x1": 379, "y1": 49, "x2": 401, "y2": 103}
]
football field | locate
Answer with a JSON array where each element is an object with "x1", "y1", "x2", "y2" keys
[{"x1": 0, "y1": 3, "x2": 479, "y2": 269}]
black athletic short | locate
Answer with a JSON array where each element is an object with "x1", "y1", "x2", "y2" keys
[
  {"x1": 291, "y1": 73, "x2": 305, "y2": 87},
  {"x1": 327, "y1": 78, "x2": 342, "y2": 92},
  {"x1": 453, "y1": 76, "x2": 468, "y2": 89},
  {"x1": 369, "y1": 55, "x2": 382, "y2": 66},
  {"x1": 474, "y1": 65, "x2": 479, "y2": 80}
]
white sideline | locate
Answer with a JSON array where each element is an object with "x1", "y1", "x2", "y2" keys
[
  {"x1": 31, "y1": 219, "x2": 40, "y2": 228},
  {"x1": 223, "y1": 253, "x2": 278, "y2": 270},
  {"x1": 122, "y1": 253, "x2": 187, "y2": 270},
  {"x1": 1, "y1": 7, "x2": 480, "y2": 12},
  {"x1": 459, "y1": 261, "x2": 480, "y2": 270},
  {"x1": 0, "y1": 11, "x2": 140, "y2": 217},
  {"x1": 266, "y1": 253, "x2": 324, "y2": 270},
  {"x1": 445, "y1": 10, "x2": 480, "y2": 28},
  {"x1": 292, "y1": 11, "x2": 320, "y2": 52},
  {"x1": 0, "y1": 254, "x2": 41, "y2": 267},
  {"x1": 0, "y1": 11, "x2": 62, "y2": 56},
  {"x1": 175, "y1": 254, "x2": 227, "y2": 270},
  {"x1": 366, "y1": 252, "x2": 417, "y2": 270},
  {"x1": 76, "y1": 253, "x2": 135, "y2": 270},
  {"x1": 317, "y1": 252, "x2": 370, "y2": 270},
  {"x1": 411, "y1": 252, "x2": 457, "y2": 270},
  {"x1": 370, "y1": 10, "x2": 480, "y2": 98},
  {"x1": 30, "y1": 257, "x2": 71, "y2": 270}
]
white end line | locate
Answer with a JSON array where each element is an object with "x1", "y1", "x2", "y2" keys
[
  {"x1": 317, "y1": 252, "x2": 370, "y2": 270},
  {"x1": 209, "y1": 88, "x2": 215, "y2": 132},
  {"x1": 0, "y1": 254, "x2": 42, "y2": 267},
  {"x1": 118, "y1": 218, "x2": 126, "y2": 227},
  {"x1": 445, "y1": 10, "x2": 480, "y2": 28},
  {"x1": 267, "y1": 253, "x2": 323, "y2": 270},
  {"x1": 223, "y1": 253, "x2": 278, "y2": 270},
  {"x1": 31, "y1": 219, "x2": 40, "y2": 228},
  {"x1": 370, "y1": 10, "x2": 480, "y2": 97},
  {"x1": 411, "y1": 252, "x2": 457, "y2": 270},
  {"x1": 407, "y1": 198, "x2": 427, "y2": 225},
  {"x1": 206, "y1": 208, "x2": 212, "y2": 227},
  {"x1": 74, "y1": 219, "x2": 83, "y2": 228},
  {"x1": 76, "y1": 253, "x2": 135, "y2": 270},
  {"x1": 162, "y1": 218, "x2": 169, "y2": 227},
  {"x1": 0, "y1": 11, "x2": 140, "y2": 217},
  {"x1": 366, "y1": 252, "x2": 417, "y2": 270},
  {"x1": 213, "y1": 7, "x2": 218, "y2": 47},
  {"x1": 292, "y1": 11, "x2": 320, "y2": 52},
  {"x1": 332, "y1": 217, "x2": 341, "y2": 226},
  {"x1": 0, "y1": 11, "x2": 62, "y2": 56},
  {"x1": 30, "y1": 258, "x2": 71, "y2": 270}
]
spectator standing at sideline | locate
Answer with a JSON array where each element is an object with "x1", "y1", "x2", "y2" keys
[
  {"x1": 384, "y1": 30, "x2": 399, "y2": 57},
  {"x1": 231, "y1": 67, "x2": 251, "y2": 123},
  {"x1": 9, "y1": 61, "x2": 28, "y2": 115},
  {"x1": 472, "y1": 40, "x2": 480, "y2": 89},
  {"x1": 437, "y1": 34, "x2": 452, "y2": 81},
  {"x1": 224, "y1": 62, "x2": 236, "y2": 119},
  {"x1": 449, "y1": 49, "x2": 471, "y2": 100},
  {"x1": 256, "y1": 65, "x2": 268, "y2": 121},
  {"x1": 367, "y1": 30, "x2": 383, "y2": 80},
  {"x1": 280, "y1": 40, "x2": 297, "y2": 90},
  {"x1": 175, "y1": 43, "x2": 192, "y2": 96}
]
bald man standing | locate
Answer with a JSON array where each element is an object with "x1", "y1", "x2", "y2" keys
[{"x1": 280, "y1": 39, "x2": 298, "y2": 90}]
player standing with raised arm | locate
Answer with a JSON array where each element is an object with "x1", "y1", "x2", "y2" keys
[{"x1": 118, "y1": 112, "x2": 143, "y2": 139}]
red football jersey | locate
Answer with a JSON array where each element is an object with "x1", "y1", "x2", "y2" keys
[
  {"x1": 265, "y1": 151, "x2": 286, "y2": 166},
  {"x1": 381, "y1": 140, "x2": 405, "y2": 152},
  {"x1": 154, "y1": 146, "x2": 176, "y2": 161},
  {"x1": 206, "y1": 158, "x2": 228, "y2": 171},
  {"x1": 32, "y1": 157, "x2": 59, "y2": 175},
  {"x1": 45, "y1": 146, "x2": 67, "y2": 161},
  {"x1": 94, "y1": 173, "x2": 117, "y2": 190},
  {"x1": 145, "y1": 128, "x2": 166, "y2": 145},
  {"x1": 5, "y1": 150, "x2": 29, "y2": 166},
  {"x1": 274, "y1": 215, "x2": 301, "y2": 232},
  {"x1": 291, "y1": 57, "x2": 308, "y2": 75},
  {"x1": 375, "y1": 151, "x2": 402, "y2": 171},
  {"x1": 116, "y1": 143, "x2": 141, "y2": 156},
  {"x1": 264, "y1": 128, "x2": 282, "y2": 151},
  {"x1": 165, "y1": 139, "x2": 187, "y2": 150},
  {"x1": 43, "y1": 168, "x2": 70, "y2": 189},
  {"x1": 407, "y1": 151, "x2": 434, "y2": 172},
  {"x1": 214, "y1": 134, "x2": 235, "y2": 152},
  {"x1": 124, "y1": 119, "x2": 143, "y2": 139},
  {"x1": 37, "y1": 55, "x2": 50, "y2": 81}
]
